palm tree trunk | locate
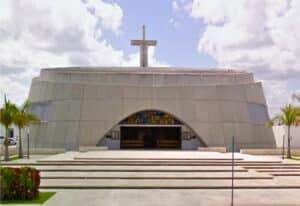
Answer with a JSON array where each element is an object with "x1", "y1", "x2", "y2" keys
[
  {"x1": 18, "y1": 127, "x2": 23, "y2": 158},
  {"x1": 4, "y1": 127, "x2": 9, "y2": 161},
  {"x1": 287, "y1": 126, "x2": 292, "y2": 159}
]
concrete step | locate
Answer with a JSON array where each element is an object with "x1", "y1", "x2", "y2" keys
[
  {"x1": 71, "y1": 159, "x2": 283, "y2": 165},
  {"x1": 38, "y1": 168, "x2": 247, "y2": 173},
  {"x1": 4, "y1": 165, "x2": 247, "y2": 172},
  {"x1": 40, "y1": 171, "x2": 272, "y2": 180},
  {"x1": 73, "y1": 157, "x2": 245, "y2": 161},
  {"x1": 271, "y1": 173, "x2": 300, "y2": 177},
  {"x1": 40, "y1": 159, "x2": 282, "y2": 163},
  {"x1": 244, "y1": 166, "x2": 300, "y2": 169},
  {"x1": 41, "y1": 176, "x2": 272, "y2": 180},
  {"x1": 2, "y1": 161, "x2": 286, "y2": 167},
  {"x1": 257, "y1": 169, "x2": 300, "y2": 173},
  {"x1": 39, "y1": 179, "x2": 300, "y2": 189}
]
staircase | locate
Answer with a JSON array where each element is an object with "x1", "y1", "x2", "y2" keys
[{"x1": 2, "y1": 151, "x2": 300, "y2": 190}]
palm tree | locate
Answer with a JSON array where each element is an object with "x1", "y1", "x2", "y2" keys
[
  {"x1": 14, "y1": 100, "x2": 40, "y2": 158},
  {"x1": 0, "y1": 95, "x2": 17, "y2": 161},
  {"x1": 268, "y1": 104, "x2": 300, "y2": 159}
]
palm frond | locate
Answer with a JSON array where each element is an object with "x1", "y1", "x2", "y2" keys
[
  {"x1": 21, "y1": 100, "x2": 31, "y2": 113},
  {"x1": 267, "y1": 114, "x2": 282, "y2": 127},
  {"x1": 269, "y1": 104, "x2": 299, "y2": 128},
  {"x1": 0, "y1": 95, "x2": 18, "y2": 127},
  {"x1": 13, "y1": 99, "x2": 40, "y2": 129},
  {"x1": 27, "y1": 113, "x2": 40, "y2": 124}
]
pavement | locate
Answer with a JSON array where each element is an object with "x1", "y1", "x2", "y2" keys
[{"x1": 42, "y1": 189, "x2": 300, "y2": 206}]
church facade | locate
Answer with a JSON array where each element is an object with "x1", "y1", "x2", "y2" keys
[
  {"x1": 28, "y1": 67, "x2": 275, "y2": 151},
  {"x1": 27, "y1": 26, "x2": 275, "y2": 151}
]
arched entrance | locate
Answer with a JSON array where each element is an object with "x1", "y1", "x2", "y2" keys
[{"x1": 98, "y1": 110, "x2": 206, "y2": 150}]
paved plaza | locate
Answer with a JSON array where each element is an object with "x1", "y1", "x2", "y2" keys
[
  {"x1": 42, "y1": 189, "x2": 300, "y2": 206},
  {"x1": 2, "y1": 150, "x2": 300, "y2": 205}
]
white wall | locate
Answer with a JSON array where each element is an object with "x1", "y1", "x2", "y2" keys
[
  {"x1": 273, "y1": 126, "x2": 300, "y2": 148},
  {"x1": 0, "y1": 125, "x2": 4, "y2": 137}
]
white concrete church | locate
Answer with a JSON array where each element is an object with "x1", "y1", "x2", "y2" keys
[{"x1": 28, "y1": 26, "x2": 276, "y2": 151}]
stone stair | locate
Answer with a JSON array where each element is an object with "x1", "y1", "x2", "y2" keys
[
  {"x1": 2, "y1": 152, "x2": 300, "y2": 189},
  {"x1": 243, "y1": 165, "x2": 300, "y2": 177}
]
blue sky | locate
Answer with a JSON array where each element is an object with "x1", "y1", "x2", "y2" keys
[
  {"x1": 104, "y1": 0, "x2": 215, "y2": 68},
  {"x1": 0, "y1": 0, "x2": 299, "y2": 115}
]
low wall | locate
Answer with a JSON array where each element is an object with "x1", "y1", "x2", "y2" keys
[
  {"x1": 29, "y1": 148, "x2": 66, "y2": 154},
  {"x1": 182, "y1": 138, "x2": 201, "y2": 150},
  {"x1": 79, "y1": 146, "x2": 108, "y2": 152},
  {"x1": 0, "y1": 146, "x2": 65, "y2": 157},
  {"x1": 240, "y1": 148, "x2": 300, "y2": 156},
  {"x1": 197, "y1": 147, "x2": 227, "y2": 153},
  {"x1": 273, "y1": 126, "x2": 300, "y2": 148}
]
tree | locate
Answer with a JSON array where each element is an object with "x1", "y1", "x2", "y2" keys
[
  {"x1": 0, "y1": 95, "x2": 17, "y2": 161},
  {"x1": 14, "y1": 100, "x2": 40, "y2": 158},
  {"x1": 268, "y1": 104, "x2": 300, "y2": 159}
]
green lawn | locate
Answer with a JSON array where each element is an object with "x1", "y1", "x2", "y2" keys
[
  {"x1": 9, "y1": 155, "x2": 21, "y2": 161},
  {"x1": 0, "y1": 155, "x2": 27, "y2": 162},
  {"x1": 292, "y1": 156, "x2": 300, "y2": 160},
  {"x1": 1, "y1": 192, "x2": 56, "y2": 205}
]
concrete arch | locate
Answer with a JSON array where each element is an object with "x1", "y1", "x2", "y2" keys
[{"x1": 101, "y1": 108, "x2": 207, "y2": 147}]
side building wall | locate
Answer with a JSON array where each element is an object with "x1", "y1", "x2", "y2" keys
[{"x1": 273, "y1": 126, "x2": 300, "y2": 149}]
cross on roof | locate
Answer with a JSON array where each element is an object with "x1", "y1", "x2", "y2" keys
[{"x1": 131, "y1": 25, "x2": 157, "y2": 67}]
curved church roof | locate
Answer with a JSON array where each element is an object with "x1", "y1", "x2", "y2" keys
[{"x1": 41, "y1": 67, "x2": 249, "y2": 75}]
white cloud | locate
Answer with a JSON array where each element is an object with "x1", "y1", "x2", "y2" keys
[
  {"x1": 0, "y1": 0, "x2": 165, "y2": 106},
  {"x1": 123, "y1": 47, "x2": 169, "y2": 67},
  {"x1": 169, "y1": 18, "x2": 180, "y2": 29},
  {"x1": 262, "y1": 80, "x2": 291, "y2": 115},
  {"x1": 85, "y1": 0, "x2": 123, "y2": 33},
  {"x1": 172, "y1": 1, "x2": 180, "y2": 11},
  {"x1": 292, "y1": 90, "x2": 300, "y2": 105},
  {"x1": 188, "y1": 0, "x2": 300, "y2": 115},
  {"x1": 0, "y1": 75, "x2": 29, "y2": 105}
]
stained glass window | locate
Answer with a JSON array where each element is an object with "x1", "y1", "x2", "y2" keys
[{"x1": 120, "y1": 110, "x2": 181, "y2": 125}]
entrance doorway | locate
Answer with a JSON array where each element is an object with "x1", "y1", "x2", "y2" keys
[
  {"x1": 98, "y1": 110, "x2": 204, "y2": 150},
  {"x1": 120, "y1": 126, "x2": 181, "y2": 149}
]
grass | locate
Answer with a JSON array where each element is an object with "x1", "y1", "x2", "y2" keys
[
  {"x1": 9, "y1": 155, "x2": 21, "y2": 161},
  {"x1": 292, "y1": 156, "x2": 300, "y2": 160},
  {"x1": 0, "y1": 155, "x2": 20, "y2": 162},
  {"x1": 0, "y1": 154, "x2": 29, "y2": 162},
  {"x1": 1, "y1": 192, "x2": 56, "y2": 205}
]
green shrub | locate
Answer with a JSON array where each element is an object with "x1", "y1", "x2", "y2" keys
[{"x1": 0, "y1": 167, "x2": 40, "y2": 201}]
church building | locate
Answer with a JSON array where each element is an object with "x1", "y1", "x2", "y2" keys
[{"x1": 28, "y1": 26, "x2": 276, "y2": 151}]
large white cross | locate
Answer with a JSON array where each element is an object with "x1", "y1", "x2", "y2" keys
[{"x1": 131, "y1": 25, "x2": 157, "y2": 67}]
